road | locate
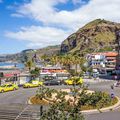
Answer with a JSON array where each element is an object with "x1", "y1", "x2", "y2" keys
[
  {"x1": 0, "y1": 80, "x2": 120, "y2": 120},
  {"x1": 0, "y1": 87, "x2": 40, "y2": 120},
  {"x1": 85, "y1": 80, "x2": 120, "y2": 120}
]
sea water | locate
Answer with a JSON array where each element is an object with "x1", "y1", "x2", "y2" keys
[{"x1": 0, "y1": 62, "x2": 25, "y2": 69}]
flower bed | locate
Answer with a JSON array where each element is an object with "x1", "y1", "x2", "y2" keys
[
  {"x1": 30, "y1": 88, "x2": 118, "y2": 111},
  {"x1": 30, "y1": 96, "x2": 49, "y2": 105},
  {"x1": 30, "y1": 96, "x2": 118, "y2": 110}
]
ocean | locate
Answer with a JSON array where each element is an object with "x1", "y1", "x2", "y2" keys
[{"x1": 0, "y1": 62, "x2": 25, "y2": 69}]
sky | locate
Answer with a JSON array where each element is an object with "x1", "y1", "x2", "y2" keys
[{"x1": 0, "y1": 0, "x2": 120, "y2": 54}]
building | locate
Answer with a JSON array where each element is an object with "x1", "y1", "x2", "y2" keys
[
  {"x1": 0, "y1": 70, "x2": 20, "y2": 85},
  {"x1": 40, "y1": 66, "x2": 70, "y2": 80},
  {"x1": 87, "y1": 53, "x2": 106, "y2": 69},
  {"x1": 104, "y1": 52, "x2": 117, "y2": 71},
  {"x1": 87, "y1": 52, "x2": 118, "y2": 74}
]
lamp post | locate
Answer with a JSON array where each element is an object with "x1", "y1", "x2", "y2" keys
[{"x1": 115, "y1": 29, "x2": 120, "y2": 80}]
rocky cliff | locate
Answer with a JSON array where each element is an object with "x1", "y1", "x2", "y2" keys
[{"x1": 61, "y1": 19, "x2": 120, "y2": 56}]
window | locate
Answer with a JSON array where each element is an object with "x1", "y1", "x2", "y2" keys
[
  {"x1": 7, "y1": 85, "x2": 12, "y2": 87},
  {"x1": 1, "y1": 85, "x2": 6, "y2": 87}
]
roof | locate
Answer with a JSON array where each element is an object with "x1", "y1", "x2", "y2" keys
[
  {"x1": 42, "y1": 66, "x2": 62, "y2": 70},
  {"x1": 103, "y1": 52, "x2": 118, "y2": 57},
  {"x1": 90, "y1": 52, "x2": 118, "y2": 57}
]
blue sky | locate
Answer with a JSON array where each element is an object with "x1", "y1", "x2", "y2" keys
[
  {"x1": 0, "y1": 0, "x2": 120, "y2": 54},
  {"x1": 0, "y1": 0, "x2": 40, "y2": 54}
]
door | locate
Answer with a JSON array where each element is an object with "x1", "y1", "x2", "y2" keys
[{"x1": 7, "y1": 84, "x2": 13, "y2": 91}]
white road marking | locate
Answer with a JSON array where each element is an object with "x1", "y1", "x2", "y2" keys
[{"x1": 15, "y1": 105, "x2": 29, "y2": 120}]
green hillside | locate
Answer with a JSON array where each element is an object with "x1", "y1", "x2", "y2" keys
[{"x1": 61, "y1": 19, "x2": 120, "y2": 56}]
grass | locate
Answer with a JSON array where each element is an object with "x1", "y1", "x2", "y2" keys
[
  {"x1": 83, "y1": 19, "x2": 107, "y2": 29},
  {"x1": 94, "y1": 32, "x2": 115, "y2": 43},
  {"x1": 80, "y1": 97, "x2": 118, "y2": 110}
]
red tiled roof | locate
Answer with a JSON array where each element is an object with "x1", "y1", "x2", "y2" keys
[
  {"x1": 103, "y1": 52, "x2": 118, "y2": 57},
  {"x1": 91, "y1": 52, "x2": 118, "y2": 57},
  {"x1": 4, "y1": 71, "x2": 20, "y2": 77}
]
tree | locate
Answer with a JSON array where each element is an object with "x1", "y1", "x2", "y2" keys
[
  {"x1": 41, "y1": 54, "x2": 50, "y2": 64},
  {"x1": 40, "y1": 103, "x2": 84, "y2": 120},
  {"x1": 35, "y1": 82, "x2": 113, "y2": 120},
  {"x1": 38, "y1": 88, "x2": 84, "y2": 120},
  {"x1": 30, "y1": 67, "x2": 40, "y2": 79},
  {"x1": 71, "y1": 55, "x2": 79, "y2": 74},
  {"x1": 51, "y1": 55, "x2": 59, "y2": 65},
  {"x1": 25, "y1": 60, "x2": 33, "y2": 71},
  {"x1": 36, "y1": 87, "x2": 57, "y2": 102},
  {"x1": 59, "y1": 54, "x2": 72, "y2": 70},
  {"x1": 36, "y1": 85, "x2": 85, "y2": 120},
  {"x1": 24, "y1": 55, "x2": 28, "y2": 63}
]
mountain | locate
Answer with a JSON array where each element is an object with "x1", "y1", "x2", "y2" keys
[
  {"x1": 1, "y1": 19, "x2": 120, "y2": 62},
  {"x1": 0, "y1": 45, "x2": 60, "y2": 62},
  {"x1": 61, "y1": 19, "x2": 120, "y2": 56},
  {"x1": 36, "y1": 45, "x2": 60, "y2": 57},
  {"x1": 21, "y1": 49, "x2": 36, "y2": 53}
]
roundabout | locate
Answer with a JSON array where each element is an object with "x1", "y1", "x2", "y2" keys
[
  {"x1": 29, "y1": 87, "x2": 119, "y2": 114},
  {"x1": 0, "y1": 80, "x2": 120, "y2": 120}
]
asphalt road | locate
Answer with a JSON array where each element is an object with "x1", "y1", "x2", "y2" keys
[
  {"x1": 0, "y1": 80, "x2": 120, "y2": 120},
  {"x1": 85, "y1": 80, "x2": 120, "y2": 120}
]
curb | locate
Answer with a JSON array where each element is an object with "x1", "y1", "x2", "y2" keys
[
  {"x1": 81, "y1": 96, "x2": 120, "y2": 114},
  {"x1": 28, "y1": 96, "x2": 120, "y2": 115},
  {"x1": 27, "y1": 96, "x2": 33, "y2": 105},
  {"x1": 28, "y1": 96, "x2": 50, "y2": 105}
]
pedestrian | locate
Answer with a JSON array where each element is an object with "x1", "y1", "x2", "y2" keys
[
  {"x1": 111, "y1": 92, "x2": 115, "y2": 99},
  {"x1": 111, "y1": 84, "x2": 114, "y2": 90},
  {"x1": 115, "y1": 75, "x2": 117, "y2": 80}
]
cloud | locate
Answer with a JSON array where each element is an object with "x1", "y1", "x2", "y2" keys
[
  {"x1": 5, "y1": 26, "x2": 70, "y2": 48},
  {"x1": 11, "y1": 13, "x2": 24, "y2": 18},
  {"x1": 72, "y1": 0, "x2": 86, "y2": 5},
  {"x1": 13, "y1": 0, "x2": 120, "y2": 30},
  {"x1": 6, "y1": 0, "x2": 120, "y2": 48}
]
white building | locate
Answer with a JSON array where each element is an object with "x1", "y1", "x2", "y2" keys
[{"x1": 87, "y1": 53, "x2": 106, "y2": 68}]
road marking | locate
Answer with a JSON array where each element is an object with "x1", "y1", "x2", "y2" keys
[{"x1": 14, "y1": 105, "x2": 29, "y2": 120}]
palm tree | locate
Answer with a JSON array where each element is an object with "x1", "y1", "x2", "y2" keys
[
  {"x1": 71, "y1": 55, "x2": 79, "y2": 74},
  {"x1": 78, "y1": 57, "x2": 87, "y2": 76},
  {"x1": 62, "y1": 54, "x2": 72, "y2": 70}
]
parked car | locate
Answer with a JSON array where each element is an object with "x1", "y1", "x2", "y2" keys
[
  {"x1": 64, "y1": 77, "x2": 83, "y2": 85},
  {"x1": 23, "y1": 80, "x2": 43, "y2": 88},
  {"x1": 0, "y1": 84, "x2": 18, "y2": 93},
  {"x1": 44, "y1": 80, "x2": 62, "y2": 86},
  {"x1": 43, "y1": 76, "x2": 55, "y2": 81}
]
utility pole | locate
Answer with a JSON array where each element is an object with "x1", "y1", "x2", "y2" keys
[{"x1": 115, "y1": 29, "x2": 120, "y2": 80}]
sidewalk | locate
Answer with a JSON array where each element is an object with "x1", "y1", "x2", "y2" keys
[{"x1": 84, "y1": 78, "x2": 115, "y2": 83}]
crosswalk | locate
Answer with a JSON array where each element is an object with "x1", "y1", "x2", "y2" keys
[{"x1": 0, "y1": 103, "x2": 44, "y2": 120}]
